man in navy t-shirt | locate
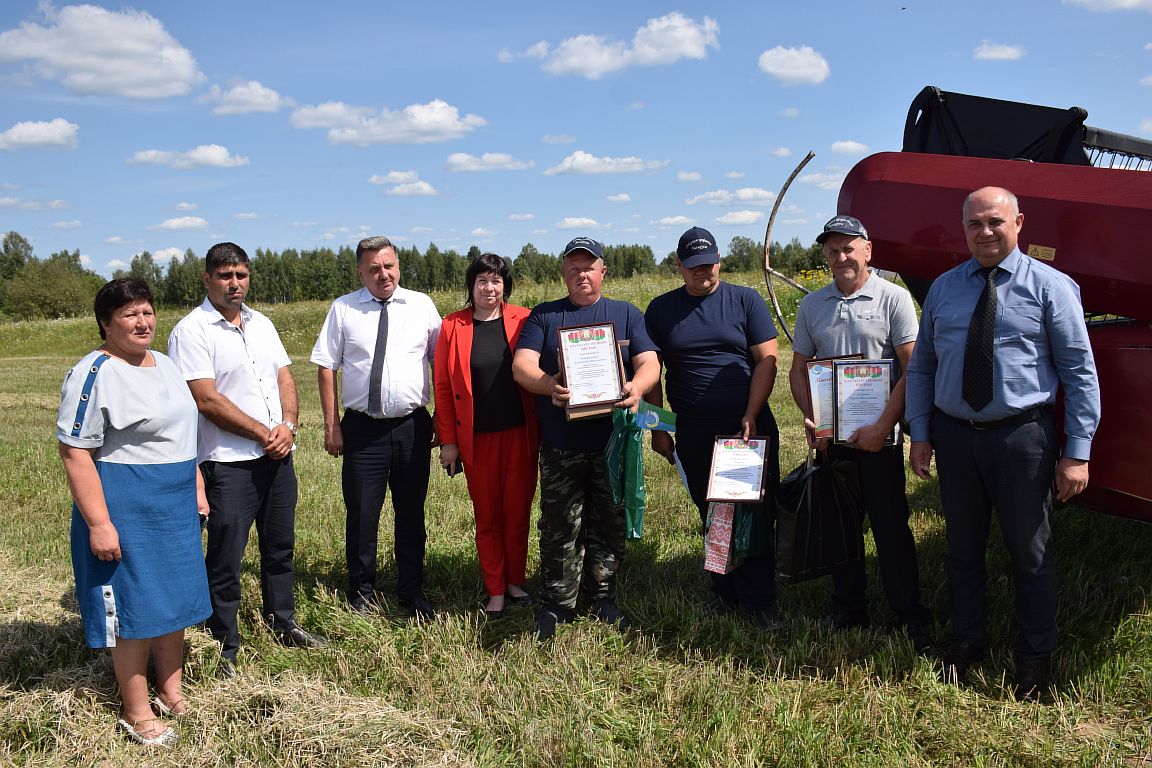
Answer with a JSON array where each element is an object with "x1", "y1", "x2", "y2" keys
[
  {"x1": 513, "y1": 236, "x2": 661, "y2": 640},
  {"x1": 644, "y1": 227, "x2": 784, "y2": 632}
]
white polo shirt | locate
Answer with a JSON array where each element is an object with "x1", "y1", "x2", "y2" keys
[
  {"x1": 310, "y1": 286, "x2": 441, "y2": 418},
  {"x1": 168, "y1": 298, "x2": 292, "y2": 463}
]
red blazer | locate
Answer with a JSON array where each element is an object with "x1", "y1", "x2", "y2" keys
[{"x1": 433, "y1": 303, "x2": 538, "y2": 465}]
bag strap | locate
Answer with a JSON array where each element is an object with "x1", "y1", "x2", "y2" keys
[{"x1": 69, "y1": 353, "x2": 110, "y2": 437}]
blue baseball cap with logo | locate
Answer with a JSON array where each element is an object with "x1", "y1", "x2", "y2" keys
[
  {"x1": 561, "y1": 236, "x2": 604, "y2": 261},
  {"x1": 677, "y1": 226, "x2": 720, "y2": 268},
  {"x1": 816, "y1": 215, "x2": 869, "y2": 244}
]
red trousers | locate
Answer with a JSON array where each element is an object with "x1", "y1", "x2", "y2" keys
[{"x1": 464, "y1": 425, "x2": 537, "y2": 596}]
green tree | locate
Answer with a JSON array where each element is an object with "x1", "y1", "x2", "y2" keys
[
  {"x1": 2, "y1": 251, "x2": 105, "y2": 319},
  {"x1": 129, "y1": 251, "x2": 165, "y2": 294},
  {"x1": 164, "y1": 249, "x2": 204, "y2": 307},
  {"x1": 721, "y1": 235, "x2": 762, "y2": 272},
  {"x1": 1, "y1": 231, "x2": 33, "y2": 280}
]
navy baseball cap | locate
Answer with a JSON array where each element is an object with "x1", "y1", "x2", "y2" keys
[
  {"x1": 677, "y1": 227, "x2": 720, "y2": 268},
  {"x1": 816, "y1": 215, "x2": 869, "y2": 244},
  {"x1": 561, "y1": 236, "x2": 604, "y2": 261}
]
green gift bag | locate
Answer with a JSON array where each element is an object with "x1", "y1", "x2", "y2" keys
[{"x1": 605, "y1": 408, "x2": 645, "y2": 540}]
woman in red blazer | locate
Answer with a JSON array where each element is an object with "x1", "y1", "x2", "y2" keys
[{"x1": 434, "y1": 254, "x2": 539, "y2": 619}]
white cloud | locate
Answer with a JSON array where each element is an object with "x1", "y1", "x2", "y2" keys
[
  {"x1": 0, "y1": 196, "x2": 67, "y2": 210},
  {"x1": 725, "y1": 171, "x2": 745, "y2": 179},
  {"x1": 653, "y1": 215, "x2": 694, "y2": 227},
  {"x1": 544, "y1": 150, "x2": 668, "y2": 175},
  {"x1": 758, "y1": 46, "x2": 830, "y2": 85},
  {"x1": 384, "y1": 181, "x2": 438, "y2": 196},
  {"x1": 155, "y1": 216, "x2": 208, "y2": 230},
  {"x1": 557, "y1": 217, "x2": 599, "y2": 229},
  {"x1": 498, "y1": 41, "x2": 550, "y2": 63},
  {"x1": 716, "y1": 211, "x2": 764, "y2": 225},
  {"x1": 105, "y1": 235, "x2": 128, "y2": 244},
  {"x1": 1141, "y1": 117, "x2": 1152, "y2": 134},
  {"x1": 0, "y1": 4, "x2": 203, "y2": 98},
  {"x1": 541, "y1": 12, "x2": 718, "y2": 79},
  {"x1": 174, "y1": 201, "x2": 197, "y2": 211},
  {"x1": 234, "y1": 212, "x2": 259, "y2": 220},
  {"x1": 781, "y1": 107, "x2": 800, "y2": 118},
  {"x1": 831, "y1": 140, "x2": 869, "y2": 155},
  {"x1": 290, "y1": 221, "x2": 317, "y2": 228},
  {"x1": 128, "y1": 144, "x2": 249, "y2": 169},
  {"x1": 607, "y1": 193, "x2": 632, "y2": 203},
  {"x1": 686, "y1": 187, "x2": 775, "y2": 206},
  {"x1": 0, "y1": 118, "x2": 78, "y2": 150},
  {"x1": 52, "y1": 219, "x2": 81, "y2": 229},
  {"x1": 444, "y1": 152, "x2": 533, "y2": 172},
  {"x1": 1064, "y1": 0, "x2": 1152, "y2": 9},
  {"x1": 154, "y1": 247, "x2": 183, "y2": 261},
  {"x1": 79, "y1": 253, "x2": 92, "y2": 267},
  {"x1": 1140, "y1": 74, "x2": 1152, "y2": 86},
  {"x1": 206, "y1": 80, "x2": 290, "y2": 115},
  {"x1": 677, "y1": 170, "x2": 702, "y2": 182},
  {"x1": 471, "y1": 227, "x2": 496, "y2": 237},
  {"x1": 106, "y1": 259, "x2": 127, "y2": 270},
  {"x1": 368, "y1": 171, "x2": 419, "y2": 184},
  {"x1": 542, "y1": 134, "x2": 576, "y2": 144},
  {"x1": 291, "y1": 99, "x2": 486, "y2": 145},
  {"x1": 772, "y1": 147, "x2": 792, "y2": 157},
  {"x1": 974, "y1": 41, "x2": 1025, "y2": 60},
  {"x1": 799, "y1": 171, "x2": 846, "y2": 190},
  {"x1": 508, "y1": 213, "x2": 535, "y2": 221}
]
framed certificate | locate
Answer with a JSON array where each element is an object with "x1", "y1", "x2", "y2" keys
[
  {"x1": 556, "y1": 322, "x2": 624, "y2": 420},
  {"x1": 805, "y1": 354, "x2": 862, "y2": 440},
  {"x1": 832, "y1": 359, "x2": 895, "y2": 445},
  {"x1": 705, "y1": 436, "x2": 768, "y2": 503}
]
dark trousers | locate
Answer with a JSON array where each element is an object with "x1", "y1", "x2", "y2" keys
[
  {"x1": 931, "y1": 410, "x2": 1059, "y2": 659},
  {"x1": 537, "y1": 446, "x2": 626, "y2": 610},
  {"x1": 676, "y1": 411, "x2": 779, "y2": 612},
  {"x1": 826, "y1": 443, "x2": 927, "y2": 625},
  {"x1": 341, "y1": 407, "x2": 432, "y2": 602},
  {"x1": 201, "y1": 454, "x2": 298, "y2": 659}
]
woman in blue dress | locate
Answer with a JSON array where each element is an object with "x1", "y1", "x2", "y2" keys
[{"x1": 57, "y1": 278, "x2": 210, "y2": 747}]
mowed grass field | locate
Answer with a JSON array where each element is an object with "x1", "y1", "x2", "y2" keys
[{"x1": 1, "y1": 271, "x2": 1150, "y2": 767}]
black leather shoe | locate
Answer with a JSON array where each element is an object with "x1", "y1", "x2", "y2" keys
[
  {"x1": 275, "y1": 621, "x2": 327, "y2": 649},
  {"x1": 218, "y1": 655, "x2": 236, "y2": 679},
  {"x1": 1013, "y1": 656, "x2": 1051, "y2": 702},
  {"x1": 745, "y1": 607, "x2": 786, "y2": 633},
  {"x1": 349, "y1": 594, "x2": 376, "y2": 615},
  {"x1": 941, "y1": 641, "x2": 984, "y2": 685},
  {"x1": 590, "y1": 598, "x2": 630, "y2": 632},
  {"x1": 399, "y1": 593, "x2": 436, "y2": 620},
  {"x1": 505, "y1": 587, "x2": 533, "y2": 607},
  {"x1": 533, "y1": 604, "x2": 573, "y2": 641},
  {"x1": 903, "y1": 622, "x2": 932, "y2": 654}
]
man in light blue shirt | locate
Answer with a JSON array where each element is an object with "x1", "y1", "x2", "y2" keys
[{"x1": 906, "y1": 186, "x2": 1100, "y2": 701}]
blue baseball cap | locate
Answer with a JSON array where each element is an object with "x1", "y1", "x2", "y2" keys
[
  {"x1": 676, "y1": 227, "x2": 720, "y2": 268},
  {"x1": 561, "y1": 236, "x2": 604, "y2": 261},
  {"x1": 816, "y1": 215, "x2": 869, "y2": 244}
]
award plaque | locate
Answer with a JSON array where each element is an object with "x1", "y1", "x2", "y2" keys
[
  {"x1": 705, "y1": 436, "x2": 768, "y2": 503},
  {"x1": 831, "y1": 359, "x2": 896, "y2": 445},
  {"x1": 804, "y1": 354, "x2": 862, "y2": 440},
  {"x1": 556, "y1": 322, "x2": 624, "y2": 420}
]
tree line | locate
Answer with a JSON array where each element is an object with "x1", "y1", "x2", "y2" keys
[{"x1": 0, "y1": 231, "x2": 824, "y2": 321}]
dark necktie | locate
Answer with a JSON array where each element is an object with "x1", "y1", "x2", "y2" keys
[
  {"x1": 962, "y1": 267, "x2": 998, "y2": 412},
  {"x1": 367, "y1": 299, "x2": 389, "y2": 417}
]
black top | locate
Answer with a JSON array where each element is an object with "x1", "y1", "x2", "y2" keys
[{"x1": 470, "y1": 316, "x2": 525, "y2": 433}]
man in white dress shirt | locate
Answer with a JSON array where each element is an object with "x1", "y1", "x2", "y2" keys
[
  {"x1": 168, "y1": 242, "x2": 324, "y2": 675},
  {"x1": 311, "y1": 236, "x2": 442, "y2": 618}
]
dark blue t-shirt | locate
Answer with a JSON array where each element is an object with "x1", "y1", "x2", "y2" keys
[
  {"x1": 518, "y1": 296, "x2": 657, "y2": 452},
  {"x1": 644, "y1": 282, "x2": 777, "y2": 420}
]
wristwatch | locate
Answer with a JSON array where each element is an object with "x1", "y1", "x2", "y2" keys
[{"x1": 282, "y1": 421, "x2": 298, "y2": 436}]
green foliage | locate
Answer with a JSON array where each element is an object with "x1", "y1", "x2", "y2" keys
[
  {"x1": 1, "y1": 231, "x2": 33, "y2": 281},
  {"x1": 0, "y1": 250, "x2": 105, "y2": 320},
  {"x1": 722, "y1": 235, "x2": 762, "y2": 272}
]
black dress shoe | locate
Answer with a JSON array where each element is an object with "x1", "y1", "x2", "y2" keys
[
  {"x1": 275, "y1": 621, "x2": 327, "y2": 649},
  {"x1": 349, "y1": 594, "x2": 377, "y2": 615},
  {"x1": 745, "y1": 607, "x2": 786, "y2": 633},
  {"x1": 1013, "y1": 655, "x2": 1051, "y2": 702},
  {"x1": 941, "y1": 641, "x2": 985, "y2": 685},
  {"x1": 533, "y1": 604, "x2": 573, "y2": 642},
  {"x1": 902, "y1": 622, "x2": 932, "y2": 654},
  {"x1": 218, "y1": 655, "x2": 236, "y2": 679},
  {"x1": 399, "y1": 593, "x2": 436, "y2": 620},
  {"x1": 505, "y1": 588, "x2": 533, "y2": 607}
]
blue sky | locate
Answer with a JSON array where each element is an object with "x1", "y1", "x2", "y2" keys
[{"x1": 1, "y1": 0, "x2": 1150, "y2": 277}]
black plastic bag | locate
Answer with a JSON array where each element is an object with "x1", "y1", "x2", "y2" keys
[{"x1": 775, "y1": 452, "x2": 864, "y2": 584}]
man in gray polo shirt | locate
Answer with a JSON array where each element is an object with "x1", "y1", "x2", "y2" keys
[{"x1": 788, "y1": 215, "x2": 930, "y2": 649}]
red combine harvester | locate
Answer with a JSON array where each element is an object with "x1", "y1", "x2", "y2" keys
[{"x1": 838, "y1": 86, "x2": 1152, "y2": 522}]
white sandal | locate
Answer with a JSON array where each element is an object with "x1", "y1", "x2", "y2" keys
[
  {"x1": 152, "y1": 695, "x2": 187, "y2": 718},
  {"x1": 118, "y1": 716, "x2": 179, "y2": 747}
]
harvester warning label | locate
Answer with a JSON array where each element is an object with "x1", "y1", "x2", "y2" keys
[{"x1": 1027, "y1": 244, "x2": 1056, "y2": 262}]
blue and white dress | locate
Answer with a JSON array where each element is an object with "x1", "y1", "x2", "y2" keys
[{"x1": 57, "y1": 350, "x2": 211, "y2": 648}]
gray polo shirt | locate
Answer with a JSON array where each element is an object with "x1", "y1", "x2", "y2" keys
[{"x1": 792, "y1": 270, "x2": 918, "y2": 379}]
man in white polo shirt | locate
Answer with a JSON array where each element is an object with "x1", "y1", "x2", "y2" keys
[
  {"x1": 168, "y1": 242, "x2": 325, "y2": 675},
  {"x1": 311, "y1": 236, "x2": 442, "y2": 619}
]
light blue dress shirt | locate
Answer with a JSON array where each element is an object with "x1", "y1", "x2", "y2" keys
[{"x1": 905, "y1": 248, "x2": 1100, "y2": 460}]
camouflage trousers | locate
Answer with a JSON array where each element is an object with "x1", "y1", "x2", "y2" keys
[{"x1": 538, "y1": 445, "x2": 626, "y2": 610}]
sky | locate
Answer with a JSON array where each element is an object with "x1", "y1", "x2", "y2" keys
[{"x1": 1, "y1": 0, "x2": 1150, "y2": 277}]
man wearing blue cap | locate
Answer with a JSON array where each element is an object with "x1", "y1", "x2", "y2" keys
[
  {"x1": 513, "y1": 236, "x2": 661, "y2": 640},
  {"x1": 644, "y1": 226, "x2": 785, "y2": 632},
  {"x1": 789, "y1": 215, "x2": 930, "y2": 649}
]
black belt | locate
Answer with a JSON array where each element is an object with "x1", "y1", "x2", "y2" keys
[
  {"x1": 941, "y1": 405, "x2": 1053, "y2": 431},
  {"x1": 345, "y1": 407, "x2": 420, "y2": 423}
]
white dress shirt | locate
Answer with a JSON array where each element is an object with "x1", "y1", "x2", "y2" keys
[
  {"x1": 168, "y1": 298, "x2": 292, "y2": 462},
  {"x1": 310, "y1": 286, "x2": 441, "y2": 418}
]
